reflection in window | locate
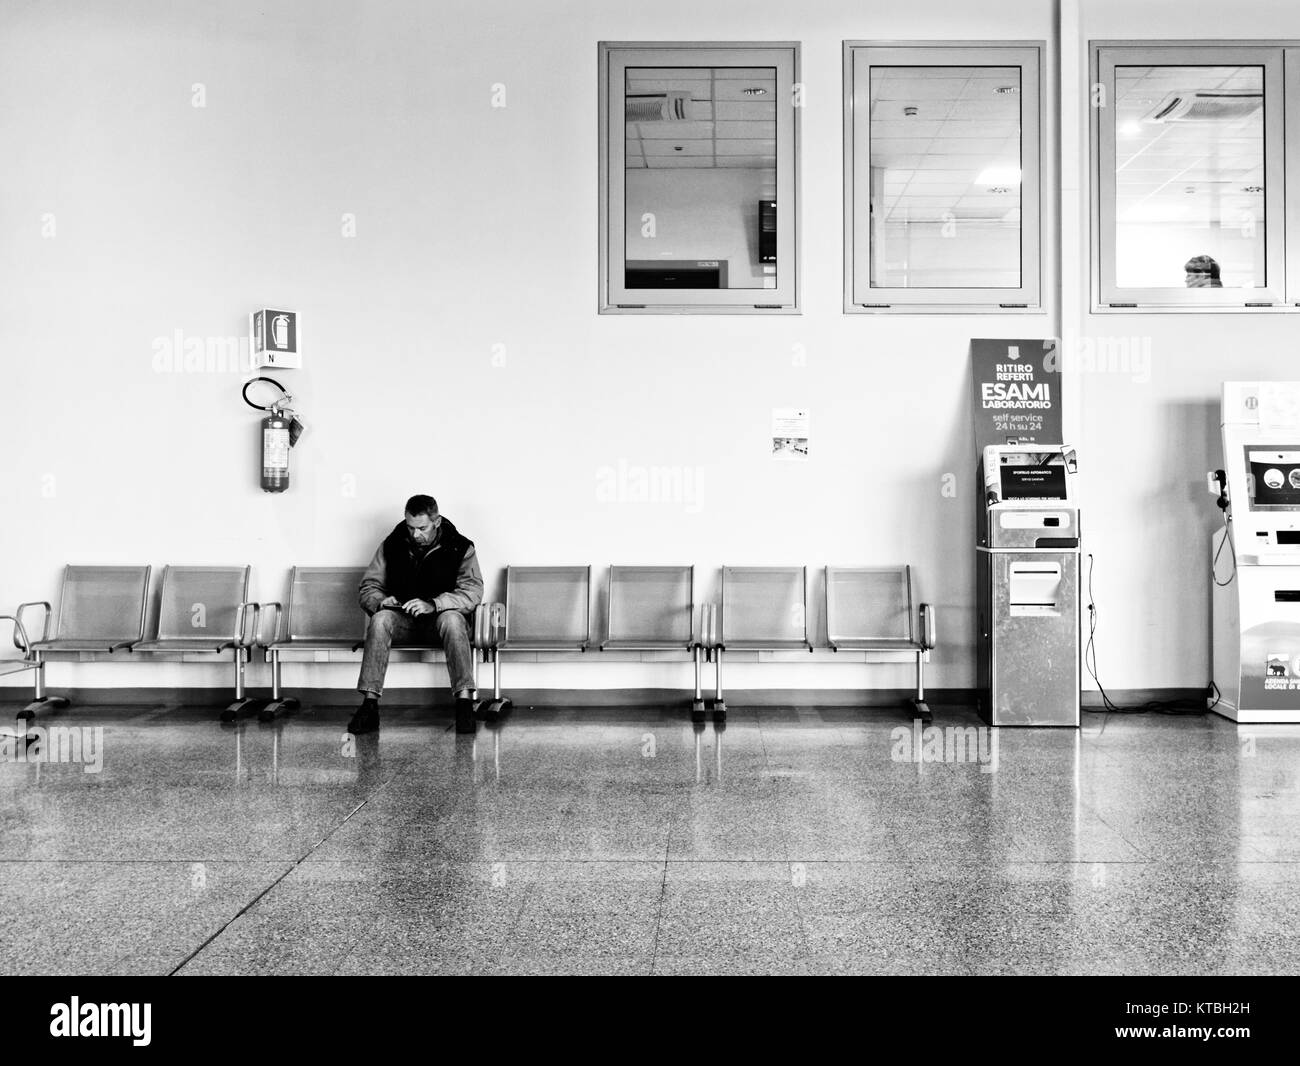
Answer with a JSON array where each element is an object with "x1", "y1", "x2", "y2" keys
[
  {"x1": 1113, "y1": 65, "x2": 1265, "y2": 289},
  {"x1": 624, "y1": 66, "x2": 777, "y2": 290},
  {"x1": 845, "y1": 43, "x2": 1041, "y2": 311},
  {"x1": 869, "y1": 65, "x2": 1023, "y2": 289}
]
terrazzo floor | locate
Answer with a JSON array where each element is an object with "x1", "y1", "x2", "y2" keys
[{"x1": 1, "y1": 702, "x2": 1297, "y2": 976}]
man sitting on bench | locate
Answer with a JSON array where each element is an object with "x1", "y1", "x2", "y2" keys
[{"x1": 352, "y1": 494, "x2": 484, "y2": 736}]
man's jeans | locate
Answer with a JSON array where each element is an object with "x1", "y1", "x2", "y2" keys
[{"x1": 357, "y1": 608, "x2": 475, "y2": 697}]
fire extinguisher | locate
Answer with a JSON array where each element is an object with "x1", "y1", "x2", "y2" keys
[{"x1": 242, "y1": 376, "x2": 304, "y2": 493}]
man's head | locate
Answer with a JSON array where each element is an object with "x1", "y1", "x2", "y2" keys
[
  {"x1": 1184, "y1": 254, "x2": 1222, "y2": 288},
  {"x1": 403, "y1": 494, "x2": 441, "y2": 547}
]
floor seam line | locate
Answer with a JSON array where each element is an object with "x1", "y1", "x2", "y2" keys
[{"x1": 166, "y1": 767, "x2": 402, "y2": 975}]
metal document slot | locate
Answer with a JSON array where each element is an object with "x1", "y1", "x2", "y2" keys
[
  {"x1": 1009, "y1": 562, "x2": 1062, "y2": 616},
  {"x1": 999, "y1": 510, "x2": 1071, "y2": 530}
]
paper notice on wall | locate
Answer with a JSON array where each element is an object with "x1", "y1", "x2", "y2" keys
[
  {"x1": 1258, "y1": 382, "x2": 1300, "y2": 428},
  {"x1": 772, "y1": 408, "x2": 809, "y2": 461}
]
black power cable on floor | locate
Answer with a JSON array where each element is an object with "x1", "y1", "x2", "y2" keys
[{"x1": 1082, "y1": 552, "x2": 1215, "y2": 717}]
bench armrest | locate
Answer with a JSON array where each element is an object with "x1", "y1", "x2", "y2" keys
[
  {"x1": 15, "y1": 601, "x2": 52, "y2": 647},
  {"x1": 234, "y1": 602, "x2": 262, "y2": 648},
  {"x1": 257, "y1": 601, "x2": 284, "y2": 647},
  {"x1": 474, "y1": 603, "x2": 505, "y2": 650},
  {"x1": 918, "y1": 603, "x2": 936, "y2": 651},
  {"x1": 695, "y1": 603, "x2": 720, "y2": 650},
  {"x1": 0, "y1": 613, "x2": 33, "y2": 655}
]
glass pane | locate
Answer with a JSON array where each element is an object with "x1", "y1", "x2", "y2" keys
[
  {"x1": 624, "y1": 66, "x2": 777, "y2": 290},
  {"x1": 1114, "y1": 65, "x2": 1265, "y2": 289},
  {"x1": 869, "y1": 65, "x2": 1022, "y2": 289}
]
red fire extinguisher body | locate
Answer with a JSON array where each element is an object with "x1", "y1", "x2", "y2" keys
[{"x1": 262, "y1": 413, "x2": 290, "y2": 493}]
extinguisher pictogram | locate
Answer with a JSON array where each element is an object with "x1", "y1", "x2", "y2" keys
[
  {"x1": 272, "y1": 314, "x2": 290, "y2": 350},
  {"x1": 242, "y1": 376, "x2": 304, "y2": 493}
]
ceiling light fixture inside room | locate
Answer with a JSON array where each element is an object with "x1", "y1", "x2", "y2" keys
[{"x1": 975, "y1": 165, "x2": 1022, "y2": 186}]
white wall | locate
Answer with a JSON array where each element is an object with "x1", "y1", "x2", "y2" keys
[{"x1": 0, "y1": 0, "x2": 1293, "y2": 697}]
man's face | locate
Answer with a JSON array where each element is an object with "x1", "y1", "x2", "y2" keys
[{"x1": 404, "y1": 511, "x2": 441, "y2": 547}]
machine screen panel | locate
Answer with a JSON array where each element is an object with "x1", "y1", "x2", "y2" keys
[
  {"x1": 999, "y1": 465, "x2": 1067, "y2": 501},
  {"x1": 1246, "y1": 447, "x2": 1300, "y2": 511}
]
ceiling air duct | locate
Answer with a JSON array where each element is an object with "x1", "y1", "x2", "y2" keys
[
  {"x1": 625, "y1": 90, "x2": 691, "y2": 122},
  {"x1": 1144, "y1": 91, "x2": 1262, "y2": 123}
]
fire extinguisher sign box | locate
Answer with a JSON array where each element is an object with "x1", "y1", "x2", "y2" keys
[{"x1": 249, "y1": 309, "x2": 301, "y2": 369}]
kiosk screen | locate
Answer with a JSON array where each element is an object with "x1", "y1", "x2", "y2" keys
[
  {"x1": 999, "y1": 465, "x2": 1067, "y2": 501},
  {"x1": 1246, "y1": 447, "x2": 1300, "y2": 511}
]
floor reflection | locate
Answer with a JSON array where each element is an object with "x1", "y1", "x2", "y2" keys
[{"x1": 0, "y1": 703, "x2": 1295, "y2": 974}]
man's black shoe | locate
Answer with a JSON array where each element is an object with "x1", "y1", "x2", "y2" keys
[
  {"x1": 348, "y1": 698, "x2": 379, "y2": 735},
  {"x1": 454, "y1": 696, "x2": 476, "y2": 734}
]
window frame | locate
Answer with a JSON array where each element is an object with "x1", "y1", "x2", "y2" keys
[
  {"x1": 1286, "y1": 47, "x2": 1300, "y2": 307},
  {"x1": 598, "y1": 41, "x2": 801, "y2": 315},
  {"x1": 842, "y1": 40, "x2": 1045, "y2": 314},
  {"x1": 1091, "y1": 42, "x2": 1287, "y2": 312}
]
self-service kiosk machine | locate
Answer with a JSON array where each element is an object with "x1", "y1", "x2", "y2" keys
[
  {"x1": 977, "y1": 445, "x2": 1081, "y2": 726},
  {"x1": 1211, "y1": 381, "x2": 1300, "y2": 723}
]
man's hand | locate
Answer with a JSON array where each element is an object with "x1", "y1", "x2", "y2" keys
[
  {"x1": 379, "y1": 596, "x2": 401, "y2": 609},
  {"x1": 402, "y1": 599, "x2": 436, "y2": 617}
]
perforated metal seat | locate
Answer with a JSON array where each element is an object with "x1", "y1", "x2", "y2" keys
[
  {"x1": 255, "y1": 567, "x2": 366, "y2": 720},
  {"x1": 463, "y1": 566, "x2": 589, "y2": 722},
  {"x1": 719, "y1": 566, "x2": 811, "y2": 652},
  {"x1": 8, "y1": 565, "x2": 151, "y2": 720},
  {"x1": 129, "y1": 566, "x2": 260, "y2": 720},
  {"x1": 825, "y1": 565, "x2": 936, "y2": 722},
  {"x1": 602, "y1": 565, "x2": 695, "y2": 651},
  {"x1": 499, "y1": 566, "x2": 590, "y2": 651},
  {"x1": 131, "y1": 566, "x2": 254, "y2": 654},
  {"x1": 600, "y1": 565, "x2": 704, "y2": 716},
  {"x1": 695, "y1": 566, "x2": 812, "y2": 720}
]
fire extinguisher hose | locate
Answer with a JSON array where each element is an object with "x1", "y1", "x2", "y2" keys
[{"x1": 242, "y1": 376, "x2": 290, "y2": 412}]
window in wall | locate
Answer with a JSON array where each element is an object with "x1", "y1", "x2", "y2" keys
[
  {"x1": 1093, "y1": 44, "x2": 1286, "y2": 309},
  {"x1": 844, "y1": 42, "x2": 1043, "y2": 312},
  {"x1": 599, "y1": 42, "x2": 800, "y2": 313}
]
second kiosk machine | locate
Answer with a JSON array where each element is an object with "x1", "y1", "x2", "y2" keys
[{"x1": 1211, "y1": 381, "x2": 1300, "y2": 723}]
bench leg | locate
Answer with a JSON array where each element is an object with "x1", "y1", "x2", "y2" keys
[
  {"x1": 222, "y1": 648, "x2": 263, "y2": 723},
  {"x1": 709, "y1": 649, "x2": 727, "y2": 722},
  {"x1": 691, "y1": 645, "x2": 706, "y2": 723},
  {"x1": 911, "y1": 650, "x2": 932, "y2": 724},
  {"x1": 257, "y1": 651, "x2": 299, "y2": 722},
  {"x1": 20, "y1": 655, "x2": 67, "y2": 721},
  {"x1": 480, "y1": 651, "x2": 511, "y2": 724}
]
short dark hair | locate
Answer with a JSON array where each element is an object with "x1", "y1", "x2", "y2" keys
[{"x1": 405, "y1": 494, "x2": 438, "y2": 517}]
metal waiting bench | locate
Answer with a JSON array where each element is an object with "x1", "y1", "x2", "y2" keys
[
  {"x1": 600, "y1": 564, "x2": 703, "y2": 716},
  {"x1": 474, "y1": 565, "x2": 591, "y2": 722},
  {"x1": 130, "y1": 565, "x2": 262, "y2": 720},
  {"x1": 5, "y1": 565, "x2": 152, "y2": 721},
  {"x1": 825, "y1": 565, "x2": 937, "y2": 723},
  {"x1": 255, "y1": 566, "x2": 505, "y2": 724},
  {"x1": 702, "y1": 566, "x2": 813, "y2": 722}
]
